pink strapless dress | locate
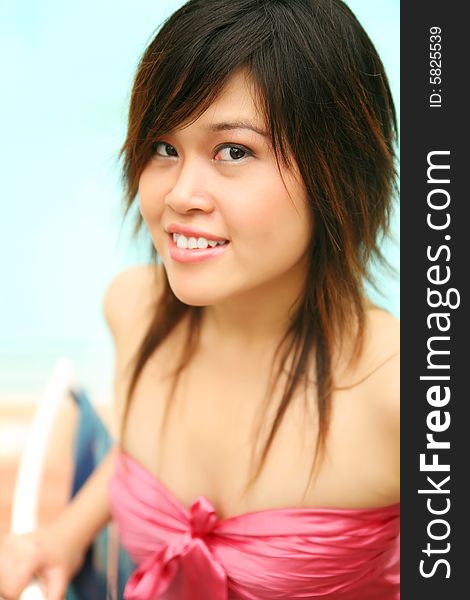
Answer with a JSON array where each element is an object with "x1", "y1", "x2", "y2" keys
[{"x1": 109, "y1": 450, "x2": 399, "y2": 599}]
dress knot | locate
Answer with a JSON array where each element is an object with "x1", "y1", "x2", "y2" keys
[{"x1": 190, "y1": 496, "x2": 219, "y2": 538}]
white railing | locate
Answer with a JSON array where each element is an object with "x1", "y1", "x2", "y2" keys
[{"x1": 10, "y1": 359, "x2": 77, "y2": 600}]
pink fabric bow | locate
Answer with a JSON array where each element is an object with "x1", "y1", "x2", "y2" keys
[
  {"x1": 124, "y1": 497, "x2": 228, "y2": 600},
  {"x1": 110, "y1": 450, "x2": 400, "y2": 600}
]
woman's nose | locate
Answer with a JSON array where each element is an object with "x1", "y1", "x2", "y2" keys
[{"x1": 164, "y1": 161, "x2": 214, "y2": 214}]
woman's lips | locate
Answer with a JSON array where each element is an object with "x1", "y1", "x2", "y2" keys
[{"x1": 167, "y1": 233, "x2": 230, "y2": 263}]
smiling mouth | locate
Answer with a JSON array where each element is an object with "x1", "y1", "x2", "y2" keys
[
  {"x1": 167, "y1": 233, "x2": 231, "y2": 264},
  {"x1": 171, "y1": 232, "x2": 229, "y2": 250}
]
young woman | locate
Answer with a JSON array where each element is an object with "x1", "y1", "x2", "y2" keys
[{"x1": 0, "y1": 0, "x2": 399, "y2": 598}]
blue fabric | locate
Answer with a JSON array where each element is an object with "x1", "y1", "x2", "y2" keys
[{"x1": 66, "y1": 387, "x2": 135, "y2": 600}]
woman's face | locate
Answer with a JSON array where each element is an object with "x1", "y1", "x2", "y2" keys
[{"x1": 138, "y1": 70, "x2": 313, "y2": 307}]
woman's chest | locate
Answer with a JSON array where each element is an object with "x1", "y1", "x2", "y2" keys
[{"x1": 114, "y1": 334, "x2": 397, "y2": 519}]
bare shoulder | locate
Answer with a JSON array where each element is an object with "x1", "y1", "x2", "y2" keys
[
  {"x1": 102, "y1": 262, "x2": 164, "y2": 344},
  {"x1": 364, "y1": 305, "x2": 400, "y2": 364},
  {"x1": 359, "y1": 306, "x2": 400, "y2": 430},
  {"x1": 337, "y1": 305, "x2": 400, "y2": 429}
]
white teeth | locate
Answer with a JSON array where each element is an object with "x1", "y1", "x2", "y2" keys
[
  {"x1": 176, "y1": 235, "x2": 188, "y2": 249},
  {"x1": 172, "y1": 232, "x2": 227, "y2": 249}
]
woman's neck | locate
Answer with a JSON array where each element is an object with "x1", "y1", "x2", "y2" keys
[{"x1": 200, "y1": 272, "x2": 305, "y2": 353}]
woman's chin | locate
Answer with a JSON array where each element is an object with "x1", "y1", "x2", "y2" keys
[{"x1": 167, "y1": 282, "x2": 219, "y2": 307}]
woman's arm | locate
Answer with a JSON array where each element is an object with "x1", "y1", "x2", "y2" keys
[
  {"x1": 52, "y1": 445, "x2": 116, "y2": 548},
  {"x1": 0, "y1": 449, "x2": 116, "y2": 600},
  {"x1": 0, "y1": 266, "x2": 146, "y2": 599},
  {"x1": 1, "y1": 264, "x2": 161, "y2": 598}
]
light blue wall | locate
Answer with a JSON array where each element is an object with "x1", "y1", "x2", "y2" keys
[
  {"x1": 348, "y1": 0, "x2": 400, "y2": 315},
  {"x1": 0, "y1": 1, "x2": 399, "y2": 397}
]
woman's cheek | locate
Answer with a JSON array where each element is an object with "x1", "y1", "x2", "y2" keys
[{"x1": 138, "y1": 176, "x2": 163, "y2": 223}]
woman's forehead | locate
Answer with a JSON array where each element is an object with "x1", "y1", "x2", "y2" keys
[{"x1": 176, "y1": 70, "x2": 268, "y2": 135}]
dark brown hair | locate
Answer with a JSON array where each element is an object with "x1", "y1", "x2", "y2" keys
[{"x1": 119, "y1": 0, "x2": 398, "y2": 496}]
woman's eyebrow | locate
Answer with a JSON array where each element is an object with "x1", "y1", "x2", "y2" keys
[{"x1": 204, "y1": 120, "x2": 270, "y2": 140}]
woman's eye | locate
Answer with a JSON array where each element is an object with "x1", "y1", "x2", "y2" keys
[
  {"x1": 153, "y1": 142, "x2": 178, "y2": 157},
  {"x1": 215, "y1": 145, "x2": 252, "y2": 162},
  {"x1": 152, "y1": 141, "x2": 252, "y2": 162}
]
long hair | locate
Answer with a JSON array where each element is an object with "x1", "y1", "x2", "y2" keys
[{"x1": 119, "y1": 0, "x2": 398, "y2": 497}]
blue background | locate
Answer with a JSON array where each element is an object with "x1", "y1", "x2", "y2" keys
[{"x1": 0, "y1": 0, "x2": 399, "y2": 398}]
